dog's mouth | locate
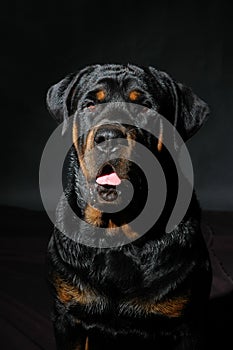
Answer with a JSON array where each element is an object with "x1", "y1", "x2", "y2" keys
[{"x1": 96, "y1": 164, "x2": 122, "y2": 202}]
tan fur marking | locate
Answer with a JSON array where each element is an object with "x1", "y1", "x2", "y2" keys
[
  {"x1": 108, "y1": 220, "x2": 118, "y2": 229},
  {"x1": 85, "y1": 205, "x2": 102, "y2": 227},
  {"x1": 55, "y1": 276, "x2": 97, "y2": 305},
  {"x1": 73, "y1": 122, "x2": 97, "y2": 181},
  {"x1": 126, "y1": 131, "x2": 136, "y2": 157},
  {"x1": 106, "y1": 220, "x2": 119, "y2": 236},
  {"x1": 96, "y1": 90, "x2": 106, "y2": 101},
  {"x1": 157, "y1": 119, "x2": 163, "y2": 152},
  {"x1": 148, "y1": 296, "x2": 188, "y2": 317},
  {"x1": 82, "y1": 129, "x2": 96, "y2": 180},
  {"x1": 122, "y1": 224, "x2": 139, "y2": 240},
  {"x1": 129, "y1": 90, "x2": 141, "y2": 101},
  {"x1": 85, "y1": 128, "x2": 95, "y2": 152},
  {"x1": 73, "y1": 123, "x2": 79, "y2": 151},
  {"x1": 131, "y1": 296, "x2": 189, "y2": 318},
  {"x1": 85, "y1": 337, "x2": 89, "y2": 350},
  {"x1": 72, "y1": 123, "x2": 89, "y2": 180}
]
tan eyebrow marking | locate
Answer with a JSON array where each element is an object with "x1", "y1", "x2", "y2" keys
[
  {"x1": 96, "y1": 90, "x2": 106, "y2": 101},
  {"x1": 129, "y1": 90, "x2": 141, "y2": 101}
]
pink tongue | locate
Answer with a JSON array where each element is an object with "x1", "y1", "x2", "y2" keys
[{"x1": 96, "y1": 172, "x2": 121, "y2": 186}]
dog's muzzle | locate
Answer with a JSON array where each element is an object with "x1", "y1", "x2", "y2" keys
[
  {"x1": 93, "y1": 124, "x2": 123, "y2": 202},
  {"x1": 86, "y1": 123, "x2": 132, "y2": 205},
  {"x1": 94, "y1": 124, "x2": 126, "y2": 153}
]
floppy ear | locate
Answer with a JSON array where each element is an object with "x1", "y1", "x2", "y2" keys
[
  {"x1": 148, "y1": 67, "x2": 210, "y2": 142},
  {"x1": 46, "y1": 72, "x2": 77, "y2": 134},
  {"x1": 46, "y1": 66, "x2": 95, "y2": 135},
  {"x1": 174, "y1": 81, "x2": 210, "y2": 141}
]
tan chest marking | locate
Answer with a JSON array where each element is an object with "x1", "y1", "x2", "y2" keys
[
  {"x1": 125, "y1": 295, "x2": 189, "y2": 318},
  {"x1": 85, "y1": 205, "x2": 103, "y2": 227},
  {"x1": 54, "y1": 276, "x2": 98, "y2": 304}
]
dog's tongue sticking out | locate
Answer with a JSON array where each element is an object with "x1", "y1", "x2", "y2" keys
[{"x1": 96, "y1": 172, "x2": 121, "y2": 186}]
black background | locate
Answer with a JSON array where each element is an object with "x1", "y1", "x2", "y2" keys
[{"x1": 1, "y1": 0, "x2": 233, "y2": 211}]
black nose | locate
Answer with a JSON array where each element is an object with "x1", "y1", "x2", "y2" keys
[{"x1": 94, "y1": 125, "x2": 125, "y2": 152}]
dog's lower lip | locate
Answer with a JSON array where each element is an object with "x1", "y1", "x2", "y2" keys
[{"x1": 97, "y1": 184, "x2": 119, "y2": 202}]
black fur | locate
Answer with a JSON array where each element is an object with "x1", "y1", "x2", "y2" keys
[{"x1": 46, "y1": 64, "x2": 212, "y2": 349}]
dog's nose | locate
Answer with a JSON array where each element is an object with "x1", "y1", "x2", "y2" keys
[{"x1": 94, "y1": 125, "x2": 125, "y2": 152}]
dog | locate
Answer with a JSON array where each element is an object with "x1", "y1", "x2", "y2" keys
[{"x1": 46, "y1": 64, "x2": 212, "y2": 350}]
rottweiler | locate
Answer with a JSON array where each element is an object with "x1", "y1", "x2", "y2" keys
[{"x1": 46, "y1": 64, "x2": 212, "y2": 350}]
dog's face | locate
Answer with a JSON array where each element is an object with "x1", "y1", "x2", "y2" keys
[{"x1": 47, "y1": 64, "x2": 209, "y2": 212}]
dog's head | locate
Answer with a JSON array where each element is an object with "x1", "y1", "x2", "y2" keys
[{"x1": 47, "y1": 64, "x2": 209, "y2": 219}]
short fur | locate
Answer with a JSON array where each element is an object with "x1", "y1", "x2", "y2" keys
[{"x1": 46, "y1": 64, "x2": 212, "y2": 350}]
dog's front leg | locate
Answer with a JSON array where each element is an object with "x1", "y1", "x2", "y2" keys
[{"x1": 53, "y1": 310, "x2": 87, "y2": 350}]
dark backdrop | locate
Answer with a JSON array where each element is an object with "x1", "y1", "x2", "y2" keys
[{"x1": 1, "y1": 0, "x2": 232, "y2": 211}]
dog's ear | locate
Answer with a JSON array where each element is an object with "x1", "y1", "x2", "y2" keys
[
  {"x1": 148, "y1": 67, "x2": 210, "y2": 142},
  {"x1": 46, "y1": 66, "x2": 95, "y2": 135},
  {"x1": 173, "y1": 81, "x2": 210, "y2": 141}
]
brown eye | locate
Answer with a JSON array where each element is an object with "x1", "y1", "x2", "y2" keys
[
  {"x1": 129, "y1": 90, "x2": 141, "y2": 101},
  {"x1": 96, "y1": 90, "x2": 106, "y2": 102}
]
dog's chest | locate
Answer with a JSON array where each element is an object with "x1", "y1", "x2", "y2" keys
[
  {"x1": 55, "y1": 272, "x2": 189, "y2": 335},
  {"x1": 54, "y1": 247, "x2": 189, "y2": 326}
]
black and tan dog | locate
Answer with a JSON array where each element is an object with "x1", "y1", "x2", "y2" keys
[{"x1": 46, "y1": 64, "x2": 212, "y2": 349}]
